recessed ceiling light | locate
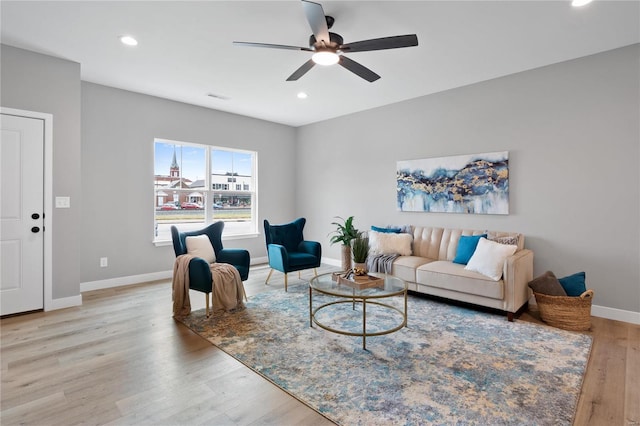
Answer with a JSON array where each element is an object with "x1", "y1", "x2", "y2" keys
[
  {"x1": 571, "y1": 0, "x2": 593, "y2": 7},
  {"x1": 119, "y1": 35, "x2": 138, "y2": 46},
  {"x1": 297, "y1": 92, "x2": 308, "y2": 99}
]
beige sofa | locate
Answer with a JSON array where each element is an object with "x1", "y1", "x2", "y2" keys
[{"x1": 387, "y1": 227, "x2": 534, "y2": 321}]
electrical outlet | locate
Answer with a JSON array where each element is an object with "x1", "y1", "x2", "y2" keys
[{"x1": 100, "y1": 257, "x2": 108, "y2": 268}]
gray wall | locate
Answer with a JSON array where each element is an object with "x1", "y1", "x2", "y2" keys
[
  {"x1": 296, "y1": 44, "x2": 640, "y2": 313},
  {"x1": 3, "y1": 43, "x2": 638, "y2": 314},
  {"x1": 81, "y1": 83, "x2": 296, "y2": 283},
  {"x1": 1, "y1": 44, "x2": 81, "y2": 300}
]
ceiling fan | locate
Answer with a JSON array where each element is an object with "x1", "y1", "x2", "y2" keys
[{"x1": 233, "y1": 0, "x2": 419, "y2": 82}]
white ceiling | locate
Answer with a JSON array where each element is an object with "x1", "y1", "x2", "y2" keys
[{"x1": 1, "y1": 1, "x2": 638, "y2": 127}]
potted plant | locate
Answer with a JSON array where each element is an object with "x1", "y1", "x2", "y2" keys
[
  {"x1": 329, "y1": 216, "x2": 359, "y2": 271},
  {"x1": 351, "y1": 232, "x2": 369, "y2": 275}
]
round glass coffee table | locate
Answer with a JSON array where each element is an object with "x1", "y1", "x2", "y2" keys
[{"x1": 309, "y1": 271, "x2": 407, "y2": 350}]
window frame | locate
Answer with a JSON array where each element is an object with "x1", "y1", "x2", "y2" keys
[{"x1": 153, "y1": 138, "x2": 258, "y2": 245}]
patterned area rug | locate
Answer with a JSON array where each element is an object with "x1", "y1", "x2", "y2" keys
[{"x1": 176, "y1": 284, "x2": 592, "y2": 425}]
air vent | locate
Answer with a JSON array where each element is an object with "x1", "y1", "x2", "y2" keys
[{"x1": 207, "y1": 93, "x2": 230, "y2": 100}]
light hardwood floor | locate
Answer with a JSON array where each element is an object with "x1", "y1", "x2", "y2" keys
[{"x1": 1, "y1": 264, "x2": 638, "y2": 426}]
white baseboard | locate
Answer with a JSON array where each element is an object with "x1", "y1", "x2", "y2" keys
[
  {"x1": 47, "y1": 294, "x2": 83, "y2": 311},
  {"x1": 322, "y1": 257, "x2": 341, "y2": 267},
  {"x1": 251, "y1": 256, "x2": 268, "y2": 265},
  {"x1": 591, "y1": 304, "x2": 640, "y2": 325},
  {"x1": 80, "y1": 270, "x2": 172, "y2": 292},
  {"x1": 80, "y1": 260, "x2": 270, "y2": 293}
]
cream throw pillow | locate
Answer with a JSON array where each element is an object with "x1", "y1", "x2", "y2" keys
[
  {"x1": 464, "y1": 237, "x2": 517, "y2": 281},
  {"x1": 185, "y1": 234, "x2": 216, "y2": 264},
  {"x1": 369, "y1": 230, "x2": 413, "y2": 256}
]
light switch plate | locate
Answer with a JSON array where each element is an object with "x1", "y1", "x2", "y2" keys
[{"x1": 55, "y1": 196, "x2": 71, "y2": 208}]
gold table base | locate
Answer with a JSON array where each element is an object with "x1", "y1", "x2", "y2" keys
[{"x1": 309, "y1": 284, "x2": 407, "y2": 350}]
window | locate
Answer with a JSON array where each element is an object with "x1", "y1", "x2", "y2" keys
[{"x1": 154, "y1": 138, "x2": 257, "y2": 242}]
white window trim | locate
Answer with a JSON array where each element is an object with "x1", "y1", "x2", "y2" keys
[{"x1": 153, "y1": 138, "x2": 258, "y2": 244}]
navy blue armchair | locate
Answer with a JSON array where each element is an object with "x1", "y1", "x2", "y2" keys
[
  {"x1": 264, "y1": 218, "x2": 321, "y2": 291},
  {"x1": 171, "y1": 222, "x2": 250, "y2": 315}
]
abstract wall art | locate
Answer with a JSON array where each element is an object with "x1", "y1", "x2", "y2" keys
[{"x1": 397, "y1": 151, "x2": 509, "y2": 215}]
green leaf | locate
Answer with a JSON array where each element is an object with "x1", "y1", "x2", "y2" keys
[{"x1": 328, "y1": 215, "x2": 359, "y2": 246}]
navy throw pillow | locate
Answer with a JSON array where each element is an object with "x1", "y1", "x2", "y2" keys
[
  {"x1": 558, "y1": 272, "x2": 587, "y2": 297},
  {"x1": 453, "y1": 234, "x2": 487, "y2": 265}
]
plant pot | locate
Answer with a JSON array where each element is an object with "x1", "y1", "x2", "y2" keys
[
  {"x1": 353, "y1": 262, "x2": 367, "y2": 275},
  {"x1": 341, "y1": 245, "x2": 352, "y2": 272}
]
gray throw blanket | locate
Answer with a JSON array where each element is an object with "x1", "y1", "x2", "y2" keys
[{"x1": 367, "y1": 253, "x2": 400, "y2": 274}]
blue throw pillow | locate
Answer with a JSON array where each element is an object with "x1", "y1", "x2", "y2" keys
[
  {"x1": 371, "y1": 225, "x2": 401, "y2": 234},
  {"x1": 453, "y1": 234, "x2": 487, "y2": 265},
  {"x1": 558, "y1": 272, "x2": 587, "y2": 297}
]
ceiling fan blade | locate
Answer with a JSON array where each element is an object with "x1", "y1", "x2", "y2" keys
[
  {"x1": 339, "y1": 56, "x2": 380, "y2": 82},
  {"x1": 233, "y1": 41, "x2": 313, "y2": 52},
  {"x1": 286, "y1": 59, "x2": 316, "y2": 81},
  {"x1": 340, "y1": 34, "x2": 418, "y2": 53},
  {"x1": 302, "y1": 0, "x2": 330, "y2": 45}
]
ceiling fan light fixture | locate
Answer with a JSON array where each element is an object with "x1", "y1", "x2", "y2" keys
[{"x1": 312, "y1": 50, "x2": 339, "y2": 66}]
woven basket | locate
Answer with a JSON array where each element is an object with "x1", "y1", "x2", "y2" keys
[{"x1": 534, "y1": 289, "x2": 594, "y2": 331}]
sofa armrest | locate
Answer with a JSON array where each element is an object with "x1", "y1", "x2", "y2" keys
[
  {"x1": 298, "y1": 240, "x2": 322, "y2": 259},
  {"x1": 267, "y1": 243, "x2": 289, "y2": 273},
  {"x1": 217, "y1": 248, "x2": 250, "y2": 281},
  {"x1": 188, "y1": 257, "x2": 213, "y2": 293},
  {"x1": 503, "y1": 249, "x2": 534, "y2": 313},
  {"x1": 217, "y1": 248, "x2": 249, "y2": 264}
]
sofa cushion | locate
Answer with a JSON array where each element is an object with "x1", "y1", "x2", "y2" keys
[
  {"x1": 489, "y1": 232, "x2": 524, "y2": 251},
  {"x1": 288, "y1": 252, "x2": 318, "y2": 267},
  {"x1": 391, "y1": 256, "x2": 435, "y2": 283},
  {"x1": 489, "y1": 234, "x2": 520, "y2": 246},
  {"x1": 394, "y1": 224, "x2": 414, "y2": 234},
  {"x1": 558, "y1": 272, "x2": 586, "y2": 297},
  {"x1": 528, "y1": 271, "x2": 567, "y2": 296},
  {"x1": 416, "y1": 261, "x2": 504, "y2": 300},
  {"x1": 369, "y1": 230, "x2": 413, "y2": 256},
  {"x1": 371, "y1": 225, "x2": 401, "y2": 233},
  {"x1": 452, "y1": 234, "x2": 487, "y2": 265},
  {"x1": 465, "y1": 238, "x2": 517, "y2": 281},
  {"x1": 185, "y1": 234, "x2": 216, "y2": 264}
]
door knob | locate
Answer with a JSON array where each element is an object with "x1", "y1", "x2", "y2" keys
[
  {"x1": 31, "y1": 227, "x2": 40, "y2": 233},
  {"x1": 32, "y1": 213, "x2": 40, "y2": 220}
]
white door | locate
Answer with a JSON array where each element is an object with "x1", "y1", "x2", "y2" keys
[{"x1": 1, "y1": 113, "x2": 45, "y2": 315}]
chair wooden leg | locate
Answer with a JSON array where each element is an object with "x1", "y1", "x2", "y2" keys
[
  {"x1": 265, "y1": 268, "x2": 274, "y2": 285},
  {"x1": 284, "y1": 273, "x2": 288, "y2": 292},
  {"x1": 205, "y1": 293, "x2": 210, "y2": 318},
  {"x1": 298, "y1": 271, "x2": 301, "y2": 279},
  {"x1": 241, "y1": 284, "x2": 248, "y2": 302},
  {"x1": 314, "y1": 268, "x2": 318, "y2": 277}
]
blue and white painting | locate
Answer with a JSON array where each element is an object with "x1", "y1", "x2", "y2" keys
[{"x1": 397, "y1": 151, "x2": 509, "y2": 214}]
